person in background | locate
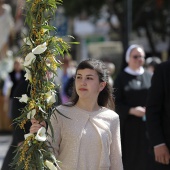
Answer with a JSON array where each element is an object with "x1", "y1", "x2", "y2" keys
[
  {"x1": 64, "y1": 60, "x2": 77, "y2": 100},
  {"x1": 0, "y1": 0, "x2": 14, "y2": 59},
  {"x1": 114, "y1": 44, "x2": 152, "y2": 170},
  {"x1": 105, "y1": 62, "x2": 115, "y2": 87},
  {"x1": 145, "y1": 56, "x2": 162, "y2": 75},
  {"x1": 55, "y1": 54, "x2": 75, "y2": 104},
  {"x1": 1, "y1": 80, "x2": 31, "y2": 170},
  {"x1": 3, "y1": 57, "x2": 25, "y2": 118},
  {"x1": 146, "y1": 60, "x2": 170, "y2": 170},
  {"x1": 30, "y1": 59, "x2": 123, "y2": 170}
]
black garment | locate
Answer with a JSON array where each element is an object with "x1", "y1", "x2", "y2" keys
[
  {"x1": 9, "y1": 70, "x2": 25, "y2": 98},
  {"x1": 146, "y1": 60, "x2": 170, "y2": 169},
  {"x1": 114, "y1": 70, "x2": 152, "y2": 170},
  {"x1": 64, "y1": 76, "x2": 74, "y2": 98},
  {"x1": 1, "y1": 80, "x2": 31, "y2": 170}
]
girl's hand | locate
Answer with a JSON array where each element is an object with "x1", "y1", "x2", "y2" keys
[{"x1": 30, "y1": 119, "x2": 46, "y2": 134}]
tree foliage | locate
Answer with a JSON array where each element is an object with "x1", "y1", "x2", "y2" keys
[
  {"x1": 63, "y1": 0, "x2": 170, "y2": 56},
  {"x1": 63, "y1": 0, "x2": 106, "y2": 16}
]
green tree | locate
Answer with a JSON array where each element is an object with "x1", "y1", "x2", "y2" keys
[
  {"x1": 63, "y1": 0, "x2": 106, "y2": 16},
  {"x1": 109, "y1": 0, "x2": 170, "y2": 55},
  {"x1": 63, "y1": 0, "x2": 170, "y2": 67}
]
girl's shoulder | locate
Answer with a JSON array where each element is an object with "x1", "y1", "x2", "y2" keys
[
  {"x1": 98, "y1": 107, "x2": 119, "y2": 120},
  {"x1": 56, "y1": 104, "x2": 74, "y2": 115},
  {"x1": 56, "y1": 104, "x2": 71, "y2": 110}
]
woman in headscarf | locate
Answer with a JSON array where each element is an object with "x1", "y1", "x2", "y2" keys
[{"x1": 114, "y1": 44, "x2": 152, "y2": 170}]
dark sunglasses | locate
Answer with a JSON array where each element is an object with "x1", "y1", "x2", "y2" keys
[{"x1": 132, "y1": 55, "x2": 144, "y2": 59}]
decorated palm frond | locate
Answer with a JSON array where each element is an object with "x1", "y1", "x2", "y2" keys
[{"x1": 11, "y1": 0, "x2": 78, "y2": 169}]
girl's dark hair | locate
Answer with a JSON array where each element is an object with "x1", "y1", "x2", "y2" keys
[{"x1": 65, "y1": 59, "x2": 115, "y2": 110}]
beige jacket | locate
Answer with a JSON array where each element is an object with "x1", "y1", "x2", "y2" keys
[{"x1": 49, "y1": 105, "x2": 123, "y2": 170}]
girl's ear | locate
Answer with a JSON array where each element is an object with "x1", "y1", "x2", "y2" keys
[{"x1": 99, "y1": 82, "x2": 106, "y2": 92}]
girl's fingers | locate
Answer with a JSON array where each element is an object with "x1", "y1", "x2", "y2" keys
[
  {"x1": 29, "y1": 121, "x2": 46, "y2": 133},
  {"x1": 30, "y1": 126, "x2": 39, "y2": 133},
  {"x1": 30, "y1": 123, "x2": 42, "y2": 133},
  {"x1": 31, "y1": 119, "x2": 46, "y2": 127},
  {"x1": 40, "y1": 121, "x2": 46, "y2": 127},
  {"x1": 31, "y1": 119, "x2": 38, "y2": 124}
]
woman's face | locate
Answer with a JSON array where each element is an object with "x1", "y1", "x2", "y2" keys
[
  {"x1": 128, "y1": 48, "x2": 145, "y2": 70},
  {"x1": 75, "y1": 68, "x2": 105, "y2": 100},
  {"x1": 14, "y1": 61, "x2": 22, "y2": 72}
]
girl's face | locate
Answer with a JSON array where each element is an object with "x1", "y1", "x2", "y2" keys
[
  {"x1": 128, "y1": 48, "x2": 145, "y2": 70},
  {"x1": 75, "y1": 69, "x2": 106, "y2": 100}
]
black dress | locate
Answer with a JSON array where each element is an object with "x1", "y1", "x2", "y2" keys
[
  {"x1": 9, "y1": 70, "x2": 25, "y2": 98},
  {"x1": 114, "y1": 70, "x2": 151, "y2": 170},
  {"x1": 1, "y1": 80, "x2": 31, "y2": 170}
]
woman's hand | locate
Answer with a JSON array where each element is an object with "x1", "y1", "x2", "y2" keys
[
  {"x1": 129, "y1": 106, "x2": 146, "y2": 117},
  {"x1": 30, "y1": 119, "x2": 46, "y2": 134}
]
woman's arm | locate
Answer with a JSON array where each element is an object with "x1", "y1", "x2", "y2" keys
[{"x1": 110, "y1": 115, "x2": 123, "y2": 170}]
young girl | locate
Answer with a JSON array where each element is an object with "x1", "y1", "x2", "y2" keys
[{"x1": 30, "y1": 59, "x2": 123, "y2": 170}]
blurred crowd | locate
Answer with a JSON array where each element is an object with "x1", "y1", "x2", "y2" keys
[{"x1": 0, "y1": 0, "x2": 26, "y2": 92}]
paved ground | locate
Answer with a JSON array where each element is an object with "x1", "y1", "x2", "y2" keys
[{"x1": 0, "y1": 135, "x2": 12, "y2": 169}]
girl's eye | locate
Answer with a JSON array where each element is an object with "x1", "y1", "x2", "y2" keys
[
  {"x1": 76, "y1": 76, "x2": 81, "y2": 79},
  {"x1": 87, "y1": 77, "x2": 93, "y2": 80}
]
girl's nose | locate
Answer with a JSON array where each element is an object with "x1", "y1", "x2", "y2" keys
[{"x1": 81, "y1": 78, "x2": 87, "y2": 85}]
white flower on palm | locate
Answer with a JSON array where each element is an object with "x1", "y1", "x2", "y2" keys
[
  {"x1": 45, "y1": 160, "x2": 58, "y2": 170},
  {"x1": 24, "y1": 68, "x2": 32, "y2": 82},
  {"x1": 35, "y1": 127, "x2": 47, "y2": 142},
  {"x1": 27, "y1": 109, "x2": 36, "y2": 119},
  {"x1": 46, "y1": 91, "x2": 56, "y2": 104},
  {"x1": 23, "y1": 37, "x2": 32, "y2": 46},
  {"x1": 24, "y1": 133, "x2": 34, "y2": 140},
  {"x1": 24, "y1": 52, "x2": 36, "y2": 67},
  {"x1": 46, "y1": 62, "x2": 51, "y2": 68},
  {"x1": 32, "y1": 42, "x2": 47, "y2": 54},
  {"x1": 19, "y1": 94, "x2": 29, "y2": 103}
]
